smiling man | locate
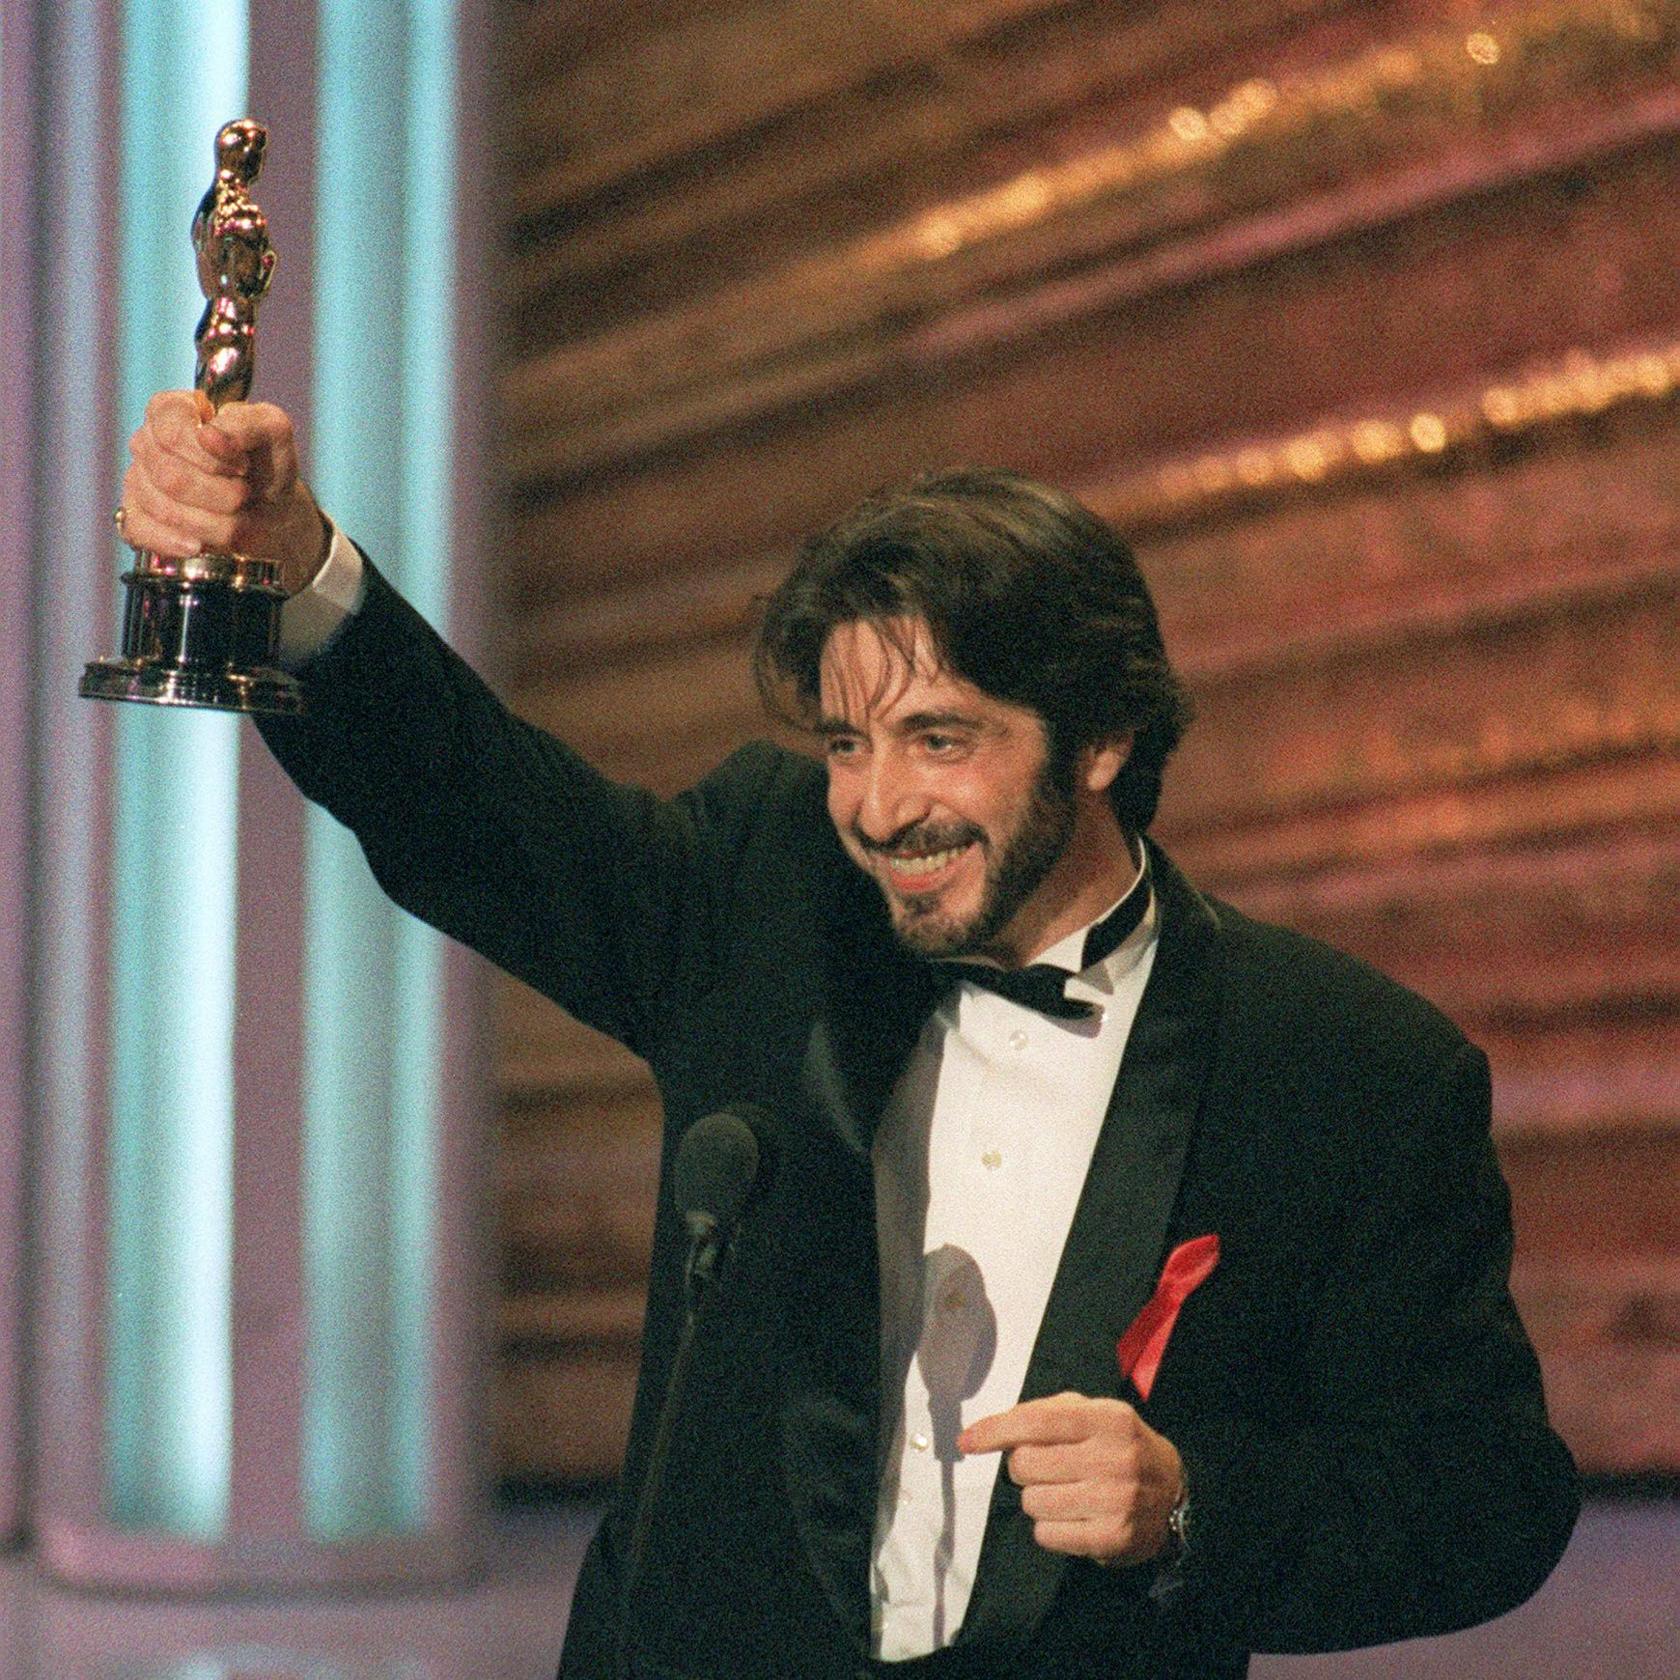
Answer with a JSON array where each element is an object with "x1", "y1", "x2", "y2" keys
[
  {"x1": 119, "y1": 396, "x2": 1578, "y2": 1680},
  {"x1": 816, "y1": 616, "x2": 1132, "y2": 964}
]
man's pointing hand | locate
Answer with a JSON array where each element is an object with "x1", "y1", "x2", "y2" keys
[{"x1": 959, "y1": 1391, "x2": 1184, "y2": 1566}]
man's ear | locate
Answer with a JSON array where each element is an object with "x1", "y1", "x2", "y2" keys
[{"x1": 1079, "y1": 732, "x2": 1134, "y2": 796}]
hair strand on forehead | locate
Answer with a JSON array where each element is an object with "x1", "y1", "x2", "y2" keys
[{"x1": 816, "y1": 615, "x2": 957, "y2": 726}]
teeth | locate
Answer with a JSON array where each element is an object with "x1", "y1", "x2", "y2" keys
[{"x1": 889, "y1": 846, "x2": 964, "y2": 876}]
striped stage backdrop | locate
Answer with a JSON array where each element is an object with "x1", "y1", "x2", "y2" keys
[{"x1": 6, "y1": 0, "x2": 495, "y2": 1590}]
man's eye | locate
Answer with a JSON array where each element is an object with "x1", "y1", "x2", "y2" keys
[
  {"x1": 921, "y1": 733, "x2": 963, "y2": 755},
  {"x1": 825, "y1": 736, "x2": 862, "y2": 760}
]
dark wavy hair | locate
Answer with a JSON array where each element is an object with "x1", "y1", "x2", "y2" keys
[{"x1": 754, "y1": 468, "x2": 1192, "y2": 833}]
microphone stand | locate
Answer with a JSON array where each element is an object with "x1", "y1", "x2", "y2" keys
[{"x1": 614, "y1": 1220, "x2": 725, "y2": 1680}]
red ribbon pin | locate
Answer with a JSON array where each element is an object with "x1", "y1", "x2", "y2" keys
[{"x1": 1115, "y1": 1234, "x2": 1220, "y2": 1401}]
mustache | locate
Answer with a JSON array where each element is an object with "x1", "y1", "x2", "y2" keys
[{"x1": 852, "y1": 819, "x2": 984, "y2": 856}]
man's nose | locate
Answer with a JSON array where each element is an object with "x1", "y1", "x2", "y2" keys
[{"x1": 857, "y1": 751, "x2": 926, "y2": 844}]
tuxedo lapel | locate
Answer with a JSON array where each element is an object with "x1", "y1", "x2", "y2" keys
[
  {"x1": 960, "y1": 842, "x2": 1227, "y2": 1646},
  {"x1": 778, "y1": 864, "x2": 940, "y2": 1650}
]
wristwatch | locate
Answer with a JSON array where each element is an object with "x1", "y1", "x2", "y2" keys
[{"x1": 1166, "y1": 1472, "x2": 1191, "y2": 1558}]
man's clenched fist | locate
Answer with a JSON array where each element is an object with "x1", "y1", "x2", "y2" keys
[{"x1": 121, "y1": 390, "x2": 329, "y2": 595}]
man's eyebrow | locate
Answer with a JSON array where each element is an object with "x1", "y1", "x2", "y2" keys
[
  {"x1": 899, "y1": 709, "x2": 981, "y2": 732},
  {"x1": 815, "y1": 709, "x2": 982, "y2": 738}
]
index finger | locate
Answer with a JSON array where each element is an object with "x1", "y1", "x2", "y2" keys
[{"x1": 959, "y1": 1394, "x2": 1090, "y2": 1457}]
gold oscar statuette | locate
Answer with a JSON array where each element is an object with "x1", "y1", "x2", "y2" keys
[{"x1": 81, "y1": 118, "x2": 303, "y2": 715}]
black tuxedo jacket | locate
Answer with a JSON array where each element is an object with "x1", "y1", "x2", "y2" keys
[{"x1": 259, "y1": 566, "x2": 1577, "y2": 1680}]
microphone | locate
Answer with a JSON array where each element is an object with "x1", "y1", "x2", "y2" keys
[
  {"x1": 618, "y1": 1103, "x2": 774, "y2": 1678},
  {"x1": 672, "y1": 1104, "x2": 770, "y2": 1298}
]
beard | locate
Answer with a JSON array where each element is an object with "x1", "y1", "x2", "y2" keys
[{"x1": 855, "y1": 761, "x2": 1077, "y2": 963}]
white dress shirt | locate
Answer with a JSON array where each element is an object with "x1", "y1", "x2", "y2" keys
[{"x1": 870, "y1": 870, "x2": 1159, "y2": 1660}]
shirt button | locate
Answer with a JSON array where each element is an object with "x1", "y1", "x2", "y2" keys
[
  {"x1": 1008, "y1": 1028, "x2": 1029, "y2": 1052},
  {"x1": 981, "y1": 1148, "x2": 1003, "y2": 1171},
  {"x1": 911, "y1": 1431, "x2": 930, "y2": 1452}
]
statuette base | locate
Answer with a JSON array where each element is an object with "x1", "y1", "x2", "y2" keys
[{"x1": 80, "y1": 565, "x2": 302, "y2": 717}]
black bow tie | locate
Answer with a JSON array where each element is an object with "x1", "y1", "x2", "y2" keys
[
  {"x1": 940, "y1": 860, "x2": 1151, "y2": 1022},
  {"x1": 943, "y1": 962, "x2": 1099, "y2": 1020}
]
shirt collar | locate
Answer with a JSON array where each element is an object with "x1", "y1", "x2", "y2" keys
[{"x1": 1037, "y1": 843, "x2": 1155, "y2": 992}]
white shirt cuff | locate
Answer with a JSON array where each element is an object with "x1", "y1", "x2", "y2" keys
[{"x1": 276, "y1": 518, "x2": 365, "y2": 669}]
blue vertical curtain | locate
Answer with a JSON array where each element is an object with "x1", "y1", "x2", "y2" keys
[
  {"x1": 98, "y1": 0, "x2": 457, "y2": 1540},
  {"x1": 107, "y1": 0, "x2": 247, "y2": 1539},
  {"x1": 305, "y1": 0, "x2": 456, "y2": 1540}
]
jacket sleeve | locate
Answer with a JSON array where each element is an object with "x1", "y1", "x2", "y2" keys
[
  {"x1": 255, "y1": 557, "x2": 783, "y2": 1059},
  {"x1": 1166, "y1": 1040, "x2": 1579, "y2": 1654}
]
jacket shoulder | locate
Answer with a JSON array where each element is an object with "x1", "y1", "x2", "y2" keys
[
  {"x1": 1217, "y1": 896, "x2": 1466, "y2": 1039},
  {"x1": 1201, "y1": 891, "x2": 1477, "y2": 1114}
]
